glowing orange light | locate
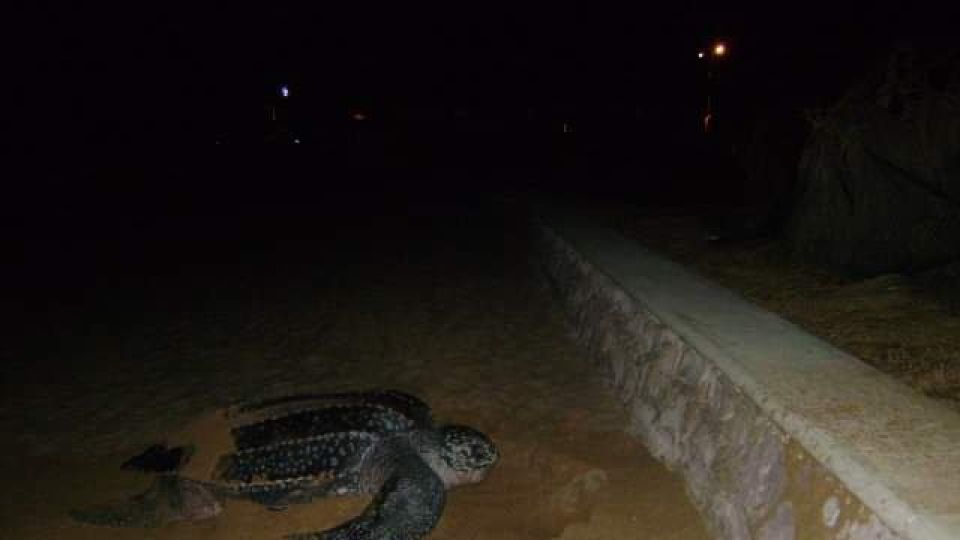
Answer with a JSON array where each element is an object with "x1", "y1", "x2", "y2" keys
[{"x1": 712, "y1": 42, "x2": 727, "y2": 57}]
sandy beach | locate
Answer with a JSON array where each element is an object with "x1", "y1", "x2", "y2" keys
[{"x1": 1, "y1": 197, "x2": 706, "y2": 539}]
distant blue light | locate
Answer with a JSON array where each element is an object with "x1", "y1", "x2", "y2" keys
[{"x1": 279, "y1": 84, "x2": 290, "y2": 98}]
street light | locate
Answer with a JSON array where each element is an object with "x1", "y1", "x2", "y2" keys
[{"x1": 702, "y1": 40, "x2": 729, "y2": 134}]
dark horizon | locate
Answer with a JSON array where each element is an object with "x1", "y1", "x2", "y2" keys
[{"x1": 10, "y1": 3, "x2": 957, "y2": 148}]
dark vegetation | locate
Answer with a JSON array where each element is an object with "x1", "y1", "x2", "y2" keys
[{"x1": 600, "y1": 43, "x2": 960, "y2": 406}]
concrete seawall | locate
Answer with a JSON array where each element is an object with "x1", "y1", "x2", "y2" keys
[{"x1": 533, "y1": 208, "x2": 960, "y2": 540}]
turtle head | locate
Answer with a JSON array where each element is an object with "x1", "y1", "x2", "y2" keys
[{"x1": 425, "y1": 424, "x2": 498, "y2": 487}]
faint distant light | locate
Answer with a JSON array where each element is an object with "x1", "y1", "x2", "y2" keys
[
  {"x1": 279, "y1": 84, "x2": 290, "y2": 98},
  {"x1": 712, "y1": 42, "x2": 727, "y2": 57},
  {"x1": 697, "y1": 51, "x2": 705, "y2": 59},
  {"x1": 562, "y1": 121, "x2": 573, "y2": 133},
  {"x1": 293, "y1": 138, "x2": 301, "y2": 144},
  {"x1": 352, "y1": 112, "x2": 367, "y2": 121}
]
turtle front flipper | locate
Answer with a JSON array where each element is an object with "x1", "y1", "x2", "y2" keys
[
  {"x1": 286, "y1": 446, "x2": 445, "y2": 540},
  {"x1": 71, "y1": 476, "x2": 222, "y2": 528},
  {"x1": 121, "y1": 444, "x2": 194, "y2": 473}
]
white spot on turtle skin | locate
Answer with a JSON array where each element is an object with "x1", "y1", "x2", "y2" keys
[{"x1": 822, "y1": 496, "x2": 841, "y2": 528}]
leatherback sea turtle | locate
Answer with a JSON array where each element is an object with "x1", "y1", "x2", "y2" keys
[{"x1": 71, "y1": 390, "x2": 499, "y2": 539}]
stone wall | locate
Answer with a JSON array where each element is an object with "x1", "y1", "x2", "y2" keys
[{"x1": 532, "y1": 215, "x2": 950, "y2": 540}]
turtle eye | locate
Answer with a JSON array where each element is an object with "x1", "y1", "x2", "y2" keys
[
  {"x1": 457, "y1": 439, "x2": 496, "y2": 469},
  {"x1": 471, "y1": 443, "x2": 490, "y2": 461}
]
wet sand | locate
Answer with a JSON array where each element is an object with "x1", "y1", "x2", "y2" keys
[{"x1": 1, "y1": 198, "x2": 706, "y2": 539}]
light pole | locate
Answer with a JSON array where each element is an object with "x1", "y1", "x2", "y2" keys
[
  {"x1": 265, "y1": 82, "x2": 296, "y2": 143},
  {"x1": 699, "y1": 40, "x2": 727, "y2": 135}
]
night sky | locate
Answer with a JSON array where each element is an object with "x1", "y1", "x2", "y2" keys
[
  {"x1": 3, "y1": 0, "x2": 957, "y2": 221},
  {"x1": 10, "y1": 2, "x2": 953, "y2": 146}
]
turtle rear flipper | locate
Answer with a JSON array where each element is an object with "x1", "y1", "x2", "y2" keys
[
  {"x1": 71, "y1": 476, "x2": 221, "y2": 527},
  {"x1": 287, "y1": 448, "x2": 445, "y2": 540}
]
